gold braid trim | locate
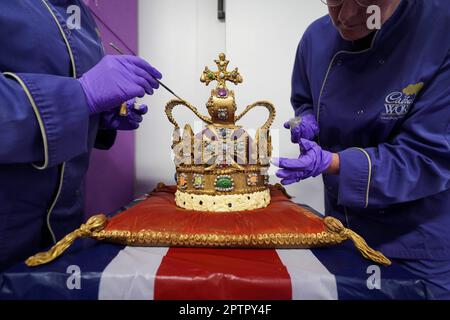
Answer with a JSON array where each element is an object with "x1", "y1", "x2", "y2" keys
[
  {"x1": 25, "y1": 214, "x2": 108, "y2": 267},
  {"x1": 91, "y1": 229, "x2": 344, "y2": 248},
  {"x1": 324, "y1": 216, "x2": 392, "y2": 266}
]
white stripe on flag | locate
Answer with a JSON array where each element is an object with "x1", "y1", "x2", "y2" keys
[
  {"x1": 276, "y1": 249, "x2": 338, "y2": 300},
  {"x1": 98, "y1": 247, "x2": 169, "y2": 300}
]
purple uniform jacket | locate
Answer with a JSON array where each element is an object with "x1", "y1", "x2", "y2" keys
[{"x1": 291, "y1": 0, "x2": 450, "y2": 290}]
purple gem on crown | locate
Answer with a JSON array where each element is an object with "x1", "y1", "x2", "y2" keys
[{"x1": 218, "y1": 88, "x2": 228, "y2": 97}]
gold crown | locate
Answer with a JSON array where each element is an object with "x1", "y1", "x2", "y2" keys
[{"x1": 165, "y1": 53, "x2": 276, "y2": 212}]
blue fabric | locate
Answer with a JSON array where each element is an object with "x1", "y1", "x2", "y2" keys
[
  {"x1": 0, "y1": 0, "x2": 112, "y2": 271},
  {"x1": 0, "y1": 239, "x2": 125, "y2": 300},
  {"x1": 291, "y1": 0, "x2": 450, "y2": 294},
  {"x1": 0, "y1": 241, "x2": 427, "y2": 300}
]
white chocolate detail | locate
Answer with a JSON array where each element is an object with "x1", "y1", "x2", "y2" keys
[{"x1": 175, "y1": 189, "x2": 271, "y2": 212}]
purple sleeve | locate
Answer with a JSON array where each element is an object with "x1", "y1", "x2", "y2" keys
[{"x1": 1, "y1": 72, "x2": 90, "y2": 169}]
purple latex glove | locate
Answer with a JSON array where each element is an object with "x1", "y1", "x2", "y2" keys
[
  {"x1": 271, "y1": 138, "x2": 332, "y2": 185},
  {"x1": 79, "y1": 55, "x2": 162, "y2": 114},
  {"x1": 284, "y1": 113, "x2": 319, "y2": 143},
  {"x1": 100, "y1": 99, "x2": 148, "y2": 131}
]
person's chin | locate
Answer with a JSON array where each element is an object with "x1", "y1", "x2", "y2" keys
[{"x1": 338, "y1": 25, "x2": 372, "y2": 41}]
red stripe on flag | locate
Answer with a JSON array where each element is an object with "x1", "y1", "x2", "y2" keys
[{"x1": 154, "y1": 248, "x2": 292, "y2": 300}]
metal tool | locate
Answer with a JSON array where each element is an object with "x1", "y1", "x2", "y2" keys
[{"x1": 109, "y1": 42, "x2": 185, "y2": 104}]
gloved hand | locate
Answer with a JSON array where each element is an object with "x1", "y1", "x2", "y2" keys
[
  {"x1": 271, "y1": 138, "x2": 332, "y2": 185},
  {"x1": 99, "y1": 99, "x2": 148, "y2": 131},
  {"x1": 79, "y1": 55, "x2": 162, "y2": 114},
  {"x1": 284, "y1": 113, "x2": 319, "y2": 143}
]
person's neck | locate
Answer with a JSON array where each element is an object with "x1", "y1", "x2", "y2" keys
[
  {"x1": 382, "y1": 0, "x2": 403, "y2": 25},
  {"x1": 350, "y1": 0, "x2": 404, "y2": 51},
  {"x1": 351, "y1": 31, "x2": 376, "y2": 52}
]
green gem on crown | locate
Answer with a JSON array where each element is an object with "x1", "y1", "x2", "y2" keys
[
  {"x1": 208, "y1": 72, "x2": 215, "y2": 80},
  {"x1": 215, "y1": 175, "x2": 234, "y2": 191},
  {"x1": 216, "y1": 178, "x2": 232, "y2": 188}
]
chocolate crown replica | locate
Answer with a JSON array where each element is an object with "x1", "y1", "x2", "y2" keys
[
  {"x1": 26, "y1": 54, "x2": 391, "y2": 267},
  {"x1": 165, "y1": 53, "x2": 274, "y2": 212}
]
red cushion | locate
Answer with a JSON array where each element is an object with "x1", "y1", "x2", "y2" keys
[{"x1": 104, "y1": 184, "x2": 327, "y2": 237}]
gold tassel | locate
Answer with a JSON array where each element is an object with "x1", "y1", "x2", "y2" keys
[
  {"x1": 25, "y1": 214, "x2": 108, "y2": 267},
  {"x1": 324, "y1": 216, "x2": 392, "y2": 266}
]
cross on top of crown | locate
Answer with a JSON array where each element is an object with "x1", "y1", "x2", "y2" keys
[{"x1": 200, "y1": 53, "x2": 243, "y2": 93}]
